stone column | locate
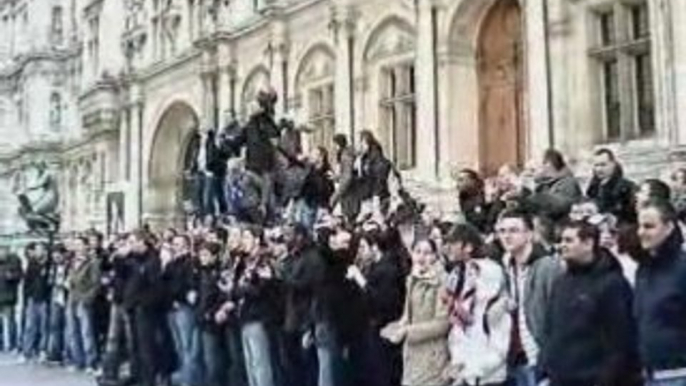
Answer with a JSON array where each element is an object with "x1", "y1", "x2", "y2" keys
[
  {"x1": 125, "y1": 83, "x2": 143, "y2": 230},
  {"x1": 525, "y1": 0, "x2": 552, "y2": 157},
  {"x1": 118, "y1": 107, "x2": 130, "y2": 182},
  {"x1": 269, "y1": 33, "x2": 289, "y2": 116},
  {"x1": 217, "y1": 65, "x2": 232, "y2": 128},
  {"x1": 414, "y1": 0, "x2": 439, "y2": 180},
  {"x1": 673, "y1": 0, "x2": 686, "y2": 145},
  {"x1": 200, "y1": 50, "x2": 217, "y2": 130},
  {"x1": 331, "y1": 5, "x2": 356, "y2": 139}
]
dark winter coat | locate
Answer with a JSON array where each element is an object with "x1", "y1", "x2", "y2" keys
[
  {"x1": 459, "y1": 191, "x2": 491, "y2": 234},
  {"x1": 196, "y1": 264, "x2": 224, "y2": 332},
  {"x1": 233, "y1": 253, "x2": 280, "y2": 324},
  {"x1": 122, "y1": 251, "x2": 167, "y2": 312},
  {"x1": 279, "y1": 243, "x2": 321, "y2": 333},
  {"x1": 301, "y1": 165, "x2": 334, "y2": 208},
  {"x1": 530, "y1": 169, "x2": 583, "y2": 221},
  {"x1": 67, "y1": 257, "x2": 102, "y2": 306},
  {"x1": 162, "y1": 255, "x2": 197, "y2": 309},
  {"x1": 635, "y1": 228, "x2": 686, "y2": 371},
  {"x1": 586, "y1": 168, "x2": 637, "y2": 224},
  {"x1": 241, "y1": 112, "x2": 280, "y2": 175},
  {"x1": 23, "y1": 257, "x2": 51, "y2": 303},
  {"x1": 0, "y1": 253, "x2": 21, "y2": 307},
  {"x1": 359, "y1": 150, "x2": 391, "y2": 201},
  {"x1": 542, "y1": 249, "x2": 642, "y2": 386},
  {"x1": 363, "y1": 253, "x2": 406, "y2": 328}
]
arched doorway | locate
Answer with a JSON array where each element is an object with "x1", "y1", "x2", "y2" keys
[
  {"x1": 478, "y1": 0, "x2": 524, "y2": 175},
  {"x1": 147, "y1": 101, "x2": 199, "y2": 228}
]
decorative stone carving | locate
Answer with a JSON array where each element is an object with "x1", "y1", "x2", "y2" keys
[{"x1": 365, "y1": 22, "x2": 416, "y2": 62}]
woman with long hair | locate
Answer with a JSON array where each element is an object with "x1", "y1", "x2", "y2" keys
[
  {"x1": 381, "y1": 238, "x2": 450, "y2": 386},
  {"x1": 358, "y1": 130, "x2": 392, "y2": 215}
]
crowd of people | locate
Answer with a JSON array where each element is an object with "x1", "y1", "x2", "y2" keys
[{"x1": 3, "y1": 91, "x2": 686, "y2": 386}]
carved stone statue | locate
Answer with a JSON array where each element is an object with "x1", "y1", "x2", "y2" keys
[{"x1": 16, "y1": 161, "x2": 60, "y2": 232}]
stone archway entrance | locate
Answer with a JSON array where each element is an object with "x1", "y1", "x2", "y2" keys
[
  {"x1": 477, "y1": 0, "x2": 524, "y2": 175},
  {"x1": 147, "y1": 102, "x2": 199, "y2": 228}
]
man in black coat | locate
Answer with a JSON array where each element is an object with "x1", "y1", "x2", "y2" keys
[
  {"x1": 586, "y1": 148, "x2": 637, "y2": 225},
  {"x1": 541, "y1": 221, "x2": 641, "y2": 386},
  {"x1": 635, "y1": 200, "x2": 686, "y2": 386},
  {"x1": 240, "y1": 90, "x2": 281, "y2": 218},
  {"x1": 123, "y1": 232, "x2": 176, "y2": 386}
]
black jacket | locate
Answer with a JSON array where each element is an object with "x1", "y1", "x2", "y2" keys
[
  {"x1": 542, "y1": 249, "x2": 641, "y2": 386},
  {"x1": 23, "y1": 258, "x2": 51, "y2": 302},
  {"x1": 162, "y1": 255, "x2": 197, "y2": 308},
  {"x1": 359, "y1": 150, "x2": 391, "y2": 201},
  {"x1": 586, "y1": 168, "x2": 637, "y2": 224},
  {"x1": 301, "y1": 165, "x2": 334, "y2": 208},
  {"x1": 241, "y1": 112, "x2": 280, "y2": 174},
  {"x1": 363, "y1": 253, "x2": 406, "y2": 328},
  {"x1": 635, "y1": 229, "x2": 686, "y2": 371},
  {"x1": 122, "y1": 251, "x2": 167, "y2": 312},
  {"x1": 0, "y1": 253, "x2": 22, "y2": 307},
  {"x1": 459, "y1": 190, "x2": 491, "y2": 234},
  {"x1": 108, "y1": 253, "x2": 134, "y2": 305},
  {"x1": 205, "y1": 130, "x2": 229, "y2": 177},
  {"x1": 233, "y1": 253, "x2": 280, "y2": 324},
  {"x1": 196, "y1": 264, "x2": 224, "y2": 332},
  {"x1": 279, "y1": 243, "x2": 321, "y2": 333}
]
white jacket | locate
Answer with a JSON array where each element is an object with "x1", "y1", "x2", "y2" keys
[{"x1": 447, "y1": 259, "x2": 511, "y2": 386}]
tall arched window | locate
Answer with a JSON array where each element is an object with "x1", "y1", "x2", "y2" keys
[{"x1": 50, "y1": 92, "x2": 62, "y2": 132}]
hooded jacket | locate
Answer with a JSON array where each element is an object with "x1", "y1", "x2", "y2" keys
[
  {"x1": 635, "y1": 228, "x2": 686, "y2": 371},
  {"x1": 447, "y1": 258, "x2": 511, "y2": 385},
  {"x1": 542, "y1": 249, "x2": 642, "y2": 386}
]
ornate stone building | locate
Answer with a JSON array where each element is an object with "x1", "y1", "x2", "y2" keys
[{"x1": 0, "y1": 0, "x2": 685, "y2": 234}]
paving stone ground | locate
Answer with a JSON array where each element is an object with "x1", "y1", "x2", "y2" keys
[{"x1": 0, "y1": 353, "x2": 95, "y2": 386}]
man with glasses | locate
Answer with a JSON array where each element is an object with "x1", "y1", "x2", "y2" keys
[{"x1": 495, "y1": 210, "x2": 563, "y2": 386}]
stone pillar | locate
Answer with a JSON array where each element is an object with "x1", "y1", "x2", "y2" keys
[
  {"x1": 525, "y1": 0, "x2": 552, "y2": 157},
  {"x1": 217, "y1": 42, "x2": 235, "y2": 128},
  {"x1": 218, "y1": 65, "x2": 232, "y2": 128},
  {"x1": 331, "y1": 5, "x2": 355, "y2": 139},
  {"x1": 125, "y1": 84, "x2": 143, "y2": 230},
  {"x1": 648, "y1": 0, "x2": 679, "y2": 146},
  {"x1": 415, "y1": 0, "x2": 439, "y2": 180},
  {"x1": 673, "y1": 0, "x2": 686, "y2": 145},
  {"x1": 200, "y1": 50, "x2": 217, "y2": 130},
  {"x1": 118, "y1": 107, "x2": 130, "y2": 182},
  {"x1": 269, "y1": 26, "x2": 289, "y2": 116}
]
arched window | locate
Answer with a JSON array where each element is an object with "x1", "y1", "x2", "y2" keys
[{"x1": 50, "y1": 92, "x2": 62, "y2": 132}]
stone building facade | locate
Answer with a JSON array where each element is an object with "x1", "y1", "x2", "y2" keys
[{"x1": 0, "y1": 0, "x2": 685, "y2": 234}]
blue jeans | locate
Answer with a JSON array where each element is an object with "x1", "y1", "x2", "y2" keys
[
  {"x1": 647, "y1": 376, "x2": 686, "y2": 386},
  {"x1": 47, "y1": 302, "x2": 66, "y2": 361},
  {"x1": 293, "y1": 200, "x2": 317, "y2": 231},
  {"x1": 22, "y1": 298, "x2": 48, "y2": 358},
  {"x1": 315, "y1": 322, "x2": 342, "y2": 386},
  {"x1": 507, "y1": 365, "x2": 537, "y2": 386},
  {"x1": 66, "y1": 301, "x2": 98, "y2": 368},
  {"x1": 0, "y1": 306, "x2": 17, "y2": 352},
  {"x1": 203, "y1": 174, "x2": 228, "y2": 216},
  {"x1": 201, "y1": 330, "x2": 225, "y2": 386},
  {"x1": 168, "y1": 305, "x2": 202, "y2": 386},
  {"x1": 242, "y1": 322, "x2": 274, "y2": 386}
]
